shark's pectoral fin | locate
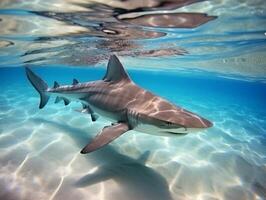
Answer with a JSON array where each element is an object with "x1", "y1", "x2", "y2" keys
[{"x1": 81, "y1": 123, "x2": 129, "y2": 154}]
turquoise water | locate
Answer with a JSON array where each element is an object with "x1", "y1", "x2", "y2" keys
[{"x1": 1, "y1": 1, "x2": 266, "y2": 200}]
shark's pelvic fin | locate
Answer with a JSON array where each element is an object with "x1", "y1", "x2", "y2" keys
[
  {"x1": 76, "y1": 107, "x2": 99, "y2": 122},
  {"x1": 54, "y1": 81, "x2": 60, "y2": 88},
  {"x1": 76, "y1": 104, "x2": 99, "y2": 122},
  {"x1": 91, "y1": 113, "x2": 99, "y2": 122},
  {"x1": 73, "y1": 78, "x2": 79, "y2": 85},
  {"x1": 80, "y1": 122, "x2": 129, "y2": 154},
  {"x1": 86, "y1": 105, "x2": 99, "y2": 121},
  {"x1": 103, "y1": 55, "x2": 131, "y2": 83},
  {"x1": 63, "y1": 97, "x2": 70, "y2": 105},
  {"x1": 25, "y1": 67, "x2": 50, "y2": 109}
]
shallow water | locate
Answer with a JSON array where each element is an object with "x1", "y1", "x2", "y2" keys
[{"x1": 0, "y1": 1, "x2": 266, "y2": 200}]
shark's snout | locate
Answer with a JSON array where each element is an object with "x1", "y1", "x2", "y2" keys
[
  {"x1": 201, "y1": 118, "x2": 213, "y2": 128},
  {"x1": 161, "y1": 118, "x2": 212, "y2": 136},
  {"x1": 178, "y1": 111, "x2": 213, "y2": 130}
]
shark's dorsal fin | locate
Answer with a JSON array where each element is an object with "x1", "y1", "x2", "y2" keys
[
  {"x1": 73, "y1": 78, "x2": 79, "y2": 85},
  {"x1": 103, "y1": 55, "x2": 131, "y2": 82}
]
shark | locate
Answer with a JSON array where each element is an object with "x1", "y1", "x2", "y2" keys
[{"x1": 25, "y1": 55, "x2": 212, "y2": 154}]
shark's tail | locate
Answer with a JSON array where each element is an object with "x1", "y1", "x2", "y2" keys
[{"x1": 25, "y1": 67, "x2": 50, "y2": 109}]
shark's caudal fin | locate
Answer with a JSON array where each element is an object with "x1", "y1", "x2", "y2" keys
[
  {"x1": 103, "y1": 55, "x2": 131, "y2": 83},
  {"x1": 25, "y1": 67, "x2": 50, "y2": 109}
]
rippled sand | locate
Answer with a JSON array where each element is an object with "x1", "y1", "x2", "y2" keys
[{"x1": 0, "y1": 69, "x2": 265, "y2": 200}]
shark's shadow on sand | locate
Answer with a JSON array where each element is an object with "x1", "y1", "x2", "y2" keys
[{"x1": 32, "y1": 118, "x2": 173, "y2": 200}]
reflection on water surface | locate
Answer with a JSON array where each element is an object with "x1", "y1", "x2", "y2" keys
[
  {"x1": 1, "y1": 0, "x2": 265, "y2": 78},
  {"x1": 0, "y1": 0, "x2": 218, "y2": 67}
]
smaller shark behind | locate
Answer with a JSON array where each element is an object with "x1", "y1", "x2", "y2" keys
[{"x1": 25, "y1": 55, "x2": 212, "y2": 154}]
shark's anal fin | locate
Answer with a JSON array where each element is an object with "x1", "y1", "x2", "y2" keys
[
  {"x1": 55, "y1": 96, "x2": 70, "y2": 105},
  {"x1": 81, "y1": 123, "x2": 129, "y2": 154},
  {"x1": 55, "y1": 96, "x2": 63, "y2": 104}
]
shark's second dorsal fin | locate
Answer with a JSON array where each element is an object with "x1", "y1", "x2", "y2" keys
[
  {"x1": 54, "y1": 81, "x2": 59, "y2": 88},
  {"x1": 73, "y1": 79, "x2": 79, "y2": 85},
  {"x1": 103, "y1": 55, "x2": 131, "y2": 82}
]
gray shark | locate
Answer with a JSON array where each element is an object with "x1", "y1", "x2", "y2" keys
[{"x1": 25, "y1": 55, "x2": 212, "y2": 154}]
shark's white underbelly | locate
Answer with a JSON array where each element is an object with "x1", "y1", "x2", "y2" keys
[{"x1": 89, "y1": 104, "x2": 122, "y2": 123}]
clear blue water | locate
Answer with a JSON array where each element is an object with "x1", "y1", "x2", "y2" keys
[{"x1": 1, "y1": 1, "x2": 266, "y2": 200}]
